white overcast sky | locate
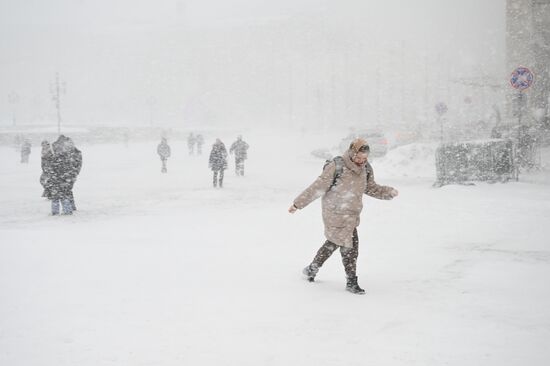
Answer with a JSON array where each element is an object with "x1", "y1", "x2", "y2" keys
[{"x1": 0, "y1": 0, "x2": 505, "y2": 127}]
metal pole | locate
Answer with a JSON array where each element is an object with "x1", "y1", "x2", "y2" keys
[
  {"x1": 56, "y1": 75, "x2": 61, "y2": 135},
  {"x1": 518, "y1": 91, "x2": 523, "y2": 126},
  {"x1": 289, "y1": 63, "x2": 293, "y2": 126},
  {"x1": 400, "y1": 41, "x2": 405, "y2": 125},
  {"x1": 8, "y1": 92, "x2": 18, "y2": 127},
  {"x1": 516, "y1": 91, "x2": 523, "y2": 180},
  {"x1": 439, "y1": 115, "x2": 443, "y2": 143},
  {"x1": 422, "y1": 53, "x2": 428, "y2": 138},
  {"x1": 52, "y1": 73, "x2": 62, "y2": 136},
  {"x1": 376, "y1": 66, "x2": 381, "y2": 126}
]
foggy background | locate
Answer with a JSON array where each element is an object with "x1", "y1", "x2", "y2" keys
[
  {"x1": 4, "y1": 4, "x2": 550, "y2": 365},
  {"x1": 0, "y1": 0, "x2": 505, "y2": 132}
]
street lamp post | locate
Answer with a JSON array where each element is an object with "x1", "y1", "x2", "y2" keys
[
  {"x1": 146, "y1": 96, "x2": 156, "y2": 126},
  {"x1": 8, "y1": 92, "x2": 19, "y2": 126},
  {"x1": 50, "y1": 73, "x2": 66, "y2": 135}
]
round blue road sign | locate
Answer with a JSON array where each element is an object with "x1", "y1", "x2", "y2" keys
[
  {"x1": 510, "y1": 66, "x2": 534, "y2": 91},
  {"x1": 435, "y1": 102, "x2": 448, "y2": 116}
]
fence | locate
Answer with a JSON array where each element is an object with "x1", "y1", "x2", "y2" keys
[{"x1": 434, "y1": 139, "x2": 518, "y2": 186}]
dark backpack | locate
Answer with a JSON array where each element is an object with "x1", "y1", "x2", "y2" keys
[{"x1": 323, "y1": 156, "x2": 344, "y2": 190}]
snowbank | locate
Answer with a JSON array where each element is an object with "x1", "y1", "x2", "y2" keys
[
  {"x1": 1, "y1": 131, "x2": 549, "y2": 366},
  {"x1": 375, "y1": 142, "x2": 437, "y2": 180}
]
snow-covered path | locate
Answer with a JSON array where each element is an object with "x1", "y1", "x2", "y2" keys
[{"x1": 1, "y1": 131, "x2": 549, "y2": 366}]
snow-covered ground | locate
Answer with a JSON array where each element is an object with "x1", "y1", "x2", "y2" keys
[{"x1": 1, "y1": 130, "x2": 550, "y2": 366}]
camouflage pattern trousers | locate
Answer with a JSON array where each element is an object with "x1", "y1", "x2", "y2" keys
[
  {"x1": 213, "y1": 169, "x2": 225, "y2": 187},
  {"x1": 235, "y1": 157, "x2": 245, "y2": 176},
  {"x1": 311, "y1": 228, "x2": 359, "y2": 278}
]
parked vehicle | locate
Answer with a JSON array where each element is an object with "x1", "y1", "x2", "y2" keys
[{"x1": 338, "y1": 131, "x2": 389, "y2": 157}]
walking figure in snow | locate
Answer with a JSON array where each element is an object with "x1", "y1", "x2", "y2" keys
[
  {"x1": 13, "y1": 135, "x2": 22, "y2": 152},
  {"x1": 196, "y1": 134, "x2": 204, "y2": 155},
  {"x1": 40, "y1": 140, "x2": 54, "y2": 198},
  {"x1": 209, "y1": 138, "x2": 228, "y2": 188},
  {"x1": 288, "y1": 138, "x2": 398, "y2": 294},
  {"x1": 517, "y1": 125, "x2": 536, "y2": 170},
  {"x1": 20, "y1": 139, "x2": 31, "y2": 163},
  {"x1": 157, "y1": 137, "x2": 171, "y2": 173},
  {"x1": 50, "y1": 135, "x2": 82, "y2": 215},
  {"x1": 187, "y1": 133, "x2": 197, "y2": 155},
  {"x1": 229, "y1": 135, "x2": 249, "y2": 176}
]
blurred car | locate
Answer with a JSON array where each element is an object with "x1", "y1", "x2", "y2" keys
[
  {"x1": 338, "y1": 130, "x2": 389, "y2": 158},
  {"x1": 391, "y1": 129, "x2": 421, "y2": 147},
  {"x1": 310, "y1": 148, "x2": 333, "y2": 160}
]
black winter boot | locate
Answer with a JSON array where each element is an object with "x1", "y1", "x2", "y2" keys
[
  {"x1": 302, "y1": 263, "x2": 319, "y2": 282},
  {"x1": 346, "y1": 276, "x2": 365, "y2": 295}
]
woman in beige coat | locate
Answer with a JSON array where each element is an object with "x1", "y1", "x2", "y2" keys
[{"x1": 288, "y1": 138, "x2": 398, "y2": 294}]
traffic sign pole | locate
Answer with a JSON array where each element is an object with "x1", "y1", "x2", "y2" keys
[
  {"x1": 435, "y1": 102, "x2": 448, "y2": 143},
  {"x1": 510, "y1": 65, "x2": 534, "y2": 128},
  {"x1": 510, "y1": 66, "x2": 535, "y2": 181}
]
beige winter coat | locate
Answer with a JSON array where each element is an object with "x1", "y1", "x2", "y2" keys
[{"x1": 293, "y1": 150, "x2": 395, "y2": 248}]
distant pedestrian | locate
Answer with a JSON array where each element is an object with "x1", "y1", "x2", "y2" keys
[
  {"x1": 229, "y1": 135, "x2": 249, "y2": 176},
  {"x1": 20, "y1": 139, "x2": 31, "y2": 163},
  {"x1": 40, "y1": 140, "x2": 54, "y2": 199},
  {"x1": 123, "y1": 131, "x2": 130, "y2": 147},
  {"x1": 157, "y1": 137, "x2": 171, "y2": 173},
  {"x1": 50, "y1": 135, "x2": 82, "y2": 215},
  {"x1": 13, "y1": 135, "x2": 22, "y2": 152},
  {"x1": 196, "y1": 134, "x2": 204, "y2": 155},
  {"x1": 188, "y1": 133, "x2": 197, "y2": 155},
  {"x1": 65, "y1": 137, "x2": 82, "y2": 211},
  {"x1": 517, "y1": 125, "x2": 536, "y2": 169},
  {"x1": 209, "y1": 138, "x2": 228, "y2": 188}
]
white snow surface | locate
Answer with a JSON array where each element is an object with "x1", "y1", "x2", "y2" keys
[{"x1": 1, "y1": 130, "x2": 550, "y2": 366}]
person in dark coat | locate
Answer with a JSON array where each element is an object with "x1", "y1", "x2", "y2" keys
[
  {"x1": 208, "y1": 138, "x2": 228, "y2": 188},
  {"x1": 50, "y1": 135, "x2": 82, "y2": 215},
  {"x1": 229, "y1": 135, "x2": 249, "y2": 176},
  {"x1": 40, "y1": 140, "x2": 55, "y2": 199},
  {"x1": 20, "y1": 139, "x2": 31, "y2": 163},
  {"x1": 66, "y1": 137, "x2": 82, "y2": 211},
  {"x1": 157, "y1": 137, "x2": 171, "y2": 173}
]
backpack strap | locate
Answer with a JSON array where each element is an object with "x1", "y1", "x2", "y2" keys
[{"x1": 328, "y1": 156, "x2": 344, "y2": 190}]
